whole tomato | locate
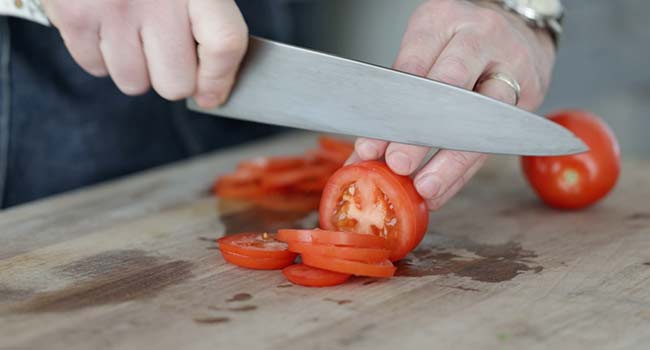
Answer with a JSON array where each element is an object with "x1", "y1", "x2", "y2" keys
[{"x1": 521, "y1": 110, "x2": 620, "y2": 210}]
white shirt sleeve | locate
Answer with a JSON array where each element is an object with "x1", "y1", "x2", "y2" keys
[{"x1": 0, "y1": 0, "x2": 50, "y2": 26}]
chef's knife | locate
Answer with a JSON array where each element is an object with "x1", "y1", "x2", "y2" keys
[{"x1": 188, "y1": 36, "x2": 586, "y2": 156}]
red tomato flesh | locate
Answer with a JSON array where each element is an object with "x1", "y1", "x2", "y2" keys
[
  {"x1": 277, "y1": 229, "x2": 388, "y2": 249},
  {"x1": 217, "y1": 232, "x2": 296, "y2": 259},
  {"x1": 319, "y1": 161, "x2": 428, "y2": 261},
  {"x1": 282, "y1": 264, "x2": 351, "y2": 287},
  {"x1": 221, "y1": 250, "x2": 296, "y2": 270},
  {"x1": 301, "y1": 254, "x2": 396, "y2": 278},
  {"x1": 287, "y1": 241, "x2": 390, "y2": 263}
]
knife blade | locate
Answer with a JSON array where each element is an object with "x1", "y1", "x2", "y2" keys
[{"x1": 188, "y1": 36, "x2": 587, "y2": 156}]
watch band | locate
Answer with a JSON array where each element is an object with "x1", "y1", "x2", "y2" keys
[
  {"x1": 0, "y1": 0, "x2": 50, "y2": 26},
  {"x1": 477, "y1": 0, "x2": 563, "y2": 48}
]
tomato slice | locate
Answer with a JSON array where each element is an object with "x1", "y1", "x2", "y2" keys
[
  {"x1": 261, "y1": 164, "x2": 337, "y2": 190},
  {"x1": 221, "y1": 250, "x2": 296, "y2": 270},
  {"x1": 301, "y1": 254, "x2": 396, "y2": 278},
  {"x1": 287, "y1": 242, "x2": 390, "y2": 263},
  {"x1": 282, "y1": 264, "x2": 351, "y2": 287},
  {"x1": 217, "y1": 232, "x2": 297, "y2": 259},
  {"x1": 277, "y1": 229, "x2": 388, "y2": 249},
  {"x1": 238, "y1": 156, "x2": 307, "y2": 172},
  {"x1": 249, "y1": 193, "x2": 322, "y2": 212},
  {"x1": 318, "y1": 136, "x2": 354, "y2": 157},
  {"x1": 213, "y1": 180, "x2": 267, "y2": 199},
  {"x1": 319, "y1": 161, "x2": 429, "y2": 261}
]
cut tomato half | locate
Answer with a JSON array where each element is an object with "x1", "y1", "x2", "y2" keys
[
  {"x1": 221, "y1": 250, "x2": 296, "y2": 270},
  {"x1": 277, "y1": 229, "x2": 388, "y2": 249},
  {"x1": 301, "y1": 254, "x2": 396, "y2": 278},
  {"x1": 319, "y1": 161, "x2": 429, "y2": 261},
  {"x1": 217, "y1": 232, "x2": 297, "y2": 259},
  {"x1": 282, "y1": 264, "x2": 351, "y2": 287},
  {"x1": 287, "y1": 242, "x2": 390, "y2": 263}
]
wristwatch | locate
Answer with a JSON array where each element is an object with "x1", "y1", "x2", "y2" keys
[
  {"x1": 0, "y1": 0, "x2": 50, "y2": 25},
  {"x1": 482, "y1": 0, "x2": 564, "y2": 47}
]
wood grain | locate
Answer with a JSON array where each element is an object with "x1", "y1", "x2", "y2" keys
[{"x1": 1, "y1": 132, "x2": 649, "y2": 350}]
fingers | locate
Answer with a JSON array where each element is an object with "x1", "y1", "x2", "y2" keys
[
  {"x1": 99, "y1": 17, "x2": 150, "y2": 95},
  {"x1": 383, "y1": 32, "x2": 489, "y2": 176},
  {"x1": 392, "y1": 2, "x2": 453, "y2": 75},
  {"x1": 140, "y1": 1, "x2": 197, "y2": 100},
  {"x1": 413, "y1": 150, "x2": 485, "y2": 207},
  {"x1": 475, "y1": 72, "x2": 519, "y2": 105},
  {"x1": 354, "y1": 138, "x2": 388, "y2": 161},
  {"x1": 423, "y1": 154, "x2": 487, "y2": 210},
  {"x1": 189, "y1": 0, "x2": 249, "y2": 108},
  {"x1": 43, "y1": 2, "x2": 108, "y2": 77},
  {"x1": 385, "y1": 144, "x2": 429, "y2": 175},
  {"x1": 427, "y1": 32, "x2": 488, "y2": 90}
]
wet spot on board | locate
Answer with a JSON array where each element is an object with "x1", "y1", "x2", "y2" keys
[
  {"x1": 627, "y1": 212, "x2": 650, "y2": 221},
  {"x1": 218, "y1": 201, "x2": 318, "y2": 234},
  {"x1": 198, "y1": 237, "x2": 219, "y2": 242},
  {"x1": 10, "y1": 250, "x2": 194, "y2": 313},
  {"x1": 324, "y1": 298, "x2": 352, "y2": 305},
  {"x1": 643, "y1": 262, "x2": 650, "y2": 266},
  {"x1": 209, "y1": 305, "x2": 258, "y2": 312},
  {"x1": 276, "y1": 284, "x2": 293, "y2": 288},
  {"x1": 0, "y1": 284, "x2": 34, "y2": 302},
  {"x1": 434, "y1": 284, "x2": 480, "y2": 292},
  {"x1": 395, "y1": 234, "x2": 543, "y2": 283},
  {"x1": 362, "y1": 279, "x2": 379, "y2": 286},
  {"x1": 194, "y1": 317, "x2": 230, "y2": 325},
  {"x1": 226, "y1": 293, "x2": 252, "y2": 302}
]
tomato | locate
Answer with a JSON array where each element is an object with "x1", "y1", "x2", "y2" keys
[
  {"x1": 238, "y1": 156, "x2": 307, "y2": 172},
  {"x1": 301, "y1": 254, "x2": 396, "y2": 278},
  {"x1": 522, "y1": 110, "x2": 620, "y2": 210},
  {"x1": 318, "y1": 136, "x2": 354, "y2": 158},
  {"x1": 287, "y1": 242, "x2": 390, "y2": 263},
  {"x1": 261, "y1": 164, "x2": 337, "y2": 190},
  {"x1": 221, "y1": 250, "x2": 296, "y2": 270},
  {"x1": 250, "y1": 193, "x2": 322, "y2": 212},
  {"x1": 282, "y1": 264, "x2": 351, "y2": 287},
  {"x1": 277, "y1": 229, "x2": 388, "y2": 249},
  {"x1": 217, "y1": 232, "x2": 297, "y2": 259},
  {"x1": 319, "y1": 161, "x2": 428, "y2": 261}
]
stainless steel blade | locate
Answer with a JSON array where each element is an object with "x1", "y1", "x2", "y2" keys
[{"x1": 188, "y1": 36, "x2": 587, "y2": 156}]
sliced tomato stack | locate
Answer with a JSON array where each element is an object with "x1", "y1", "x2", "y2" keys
[
  {"x1": 215, "y1": 159, "x2": 430, "y2": 288},
  {"x1": 213, "y1": 136, "x2": 354, "y2": 212}
]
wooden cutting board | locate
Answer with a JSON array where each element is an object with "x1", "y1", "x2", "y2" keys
[{"x1": 1, "y1": 132, "x2": 649, "y2": 350}]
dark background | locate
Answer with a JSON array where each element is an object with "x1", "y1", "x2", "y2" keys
[{"x1": 291, "y1": 0, "x2": 649, "y2": 158}]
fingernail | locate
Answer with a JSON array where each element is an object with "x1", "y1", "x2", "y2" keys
[
  {"x1": 195, "y1": 93, "x2": 221, "y2": 108},
  {"x1": 415, "y1": 174, "x2": 441, "y2": 199},
  {"x1": 387, "y1": 151, "x2": 412, "y2": 175},
  {"x1": 357, "y1": 141, "x2": 379, "y2": 159}
]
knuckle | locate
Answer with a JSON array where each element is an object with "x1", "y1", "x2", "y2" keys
[
  {"x1": 202, "y1": 29, "x2": 249, "y2": 60},
  {"x1": 431, "y1": 57, "x2": 471, "y2": 87},
  {"x1": 478, "y1": 8, "x2": 508, "y2": 32},
  {"x1": 447, "y1": 151, "x2": 474, "y2": 169},
  {"x1": 60, "y1": 4, "x2": 91, "y2": 31}
]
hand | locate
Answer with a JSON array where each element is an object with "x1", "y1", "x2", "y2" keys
[
  {"x1": 351, "y1": 0, "x2": 556, "y2": 210},
  {"x1": 42, "y1": 0, "x2": 248, "y2": 108}
]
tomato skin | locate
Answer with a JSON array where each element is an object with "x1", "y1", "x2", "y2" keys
[
  {"x1": 287, "y1": 242, "x2": 391, "y2": 263},
  {"x1": 217, "y1": 233, "x2": 297, "y2": 259},
  {"x1": 282, "y1": 264, "x2": 351, "y2": 287},
  {"x1": 301, "y1": 254, "x2": 396, "y2": 278},
  {"x1": 522, "y1": 110, "x2": 620, "y2": 210},
  {"x1": 319, "y1": 161, "x2": 429, "y2": 261},
  {"x1": 277, "y1": 229, "x2": 388, "y2": 249},
  {"x1": 221, "y1": 250, "x2": 296, "y2": 270}
]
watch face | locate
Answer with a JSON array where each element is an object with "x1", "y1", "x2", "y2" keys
[{"x1": 521, "y1": 0, "x2": 563, "y2": 17}]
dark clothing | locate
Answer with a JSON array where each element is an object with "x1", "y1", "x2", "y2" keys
[{"x1": 0, "y1": 0, "x2": 292, "y2": 208}]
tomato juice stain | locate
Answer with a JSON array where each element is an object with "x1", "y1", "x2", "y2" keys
[
  {"x1": 194, "y1": 317, "x2": 230, "y2": 325},
  {"x1": 324, "y1": 298, "x2": 352, "y2": 305},
  {"x1": 218, "y1": 200, "x2": 317, "y2": 234},
  {"x1": 395, "y1": 234, "x2": 543, "y2": 283},
  {"x1": 226, "y1": 293, "x2": 252, "y2": 302},
  {"x1": 8, "y1": 250, "x2": 194, "y2": 313}
]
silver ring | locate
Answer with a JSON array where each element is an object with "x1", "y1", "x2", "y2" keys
[{"x1": 478, "y1": 72, "x2": 521, "y2": 106}]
